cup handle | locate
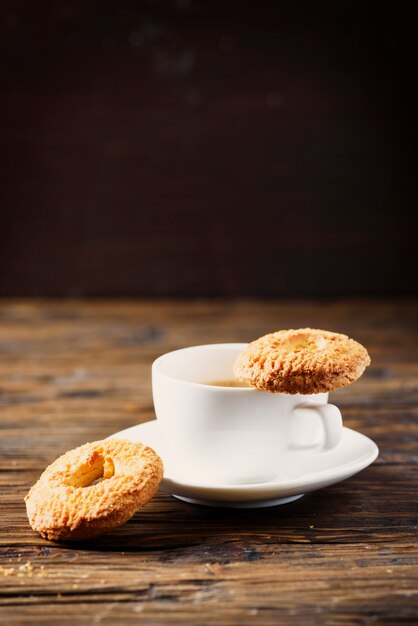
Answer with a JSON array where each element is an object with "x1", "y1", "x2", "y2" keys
[{"x1": 290, "y1": 402, "x2": 343, "y2": 452}]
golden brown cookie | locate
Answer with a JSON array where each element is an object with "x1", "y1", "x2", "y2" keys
[
  {"x1": 233, "y1": 328, "x2": 370, "y2": 394},
  {"x1": 25, "y1": 438, "x2": 163, "y2": 541}
]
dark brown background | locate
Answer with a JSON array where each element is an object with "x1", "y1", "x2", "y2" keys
[{"x1": 0, "y1": 1, "x2": 416, "y2": 297}]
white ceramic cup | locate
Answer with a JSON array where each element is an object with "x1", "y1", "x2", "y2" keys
[{"x1": 152, "y1": 344, "x2": 343, "y2": 484}]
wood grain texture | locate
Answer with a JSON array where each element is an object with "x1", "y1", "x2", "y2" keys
[{"x1": 0, "y1": 299, "x2": 417, "y2": 625}]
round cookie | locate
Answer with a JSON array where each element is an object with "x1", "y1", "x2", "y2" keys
[
  {"x1": 233, "y1": 328, "x2": 370, "y2": 394},
  {"x1": 25, "y1": 438, "x2": 163, "y2": 541}
]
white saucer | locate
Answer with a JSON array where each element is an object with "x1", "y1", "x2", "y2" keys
[{"x1": 110, "y1": 421, "x2": 379, "y2": 508}]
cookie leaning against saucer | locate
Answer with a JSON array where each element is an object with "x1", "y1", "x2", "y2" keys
[
  {"x1": 25, "y1": 438, "x2": 163, "y2": 541},
  {"x1": 233, "y1": 328, "x2": 370, "y2": 394}
]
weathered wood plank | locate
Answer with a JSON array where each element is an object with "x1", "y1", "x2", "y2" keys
[
  {"x1": 1, "y1": 542, "x2": 417, "y2": 624},
  {"x1": 1, "y1": 465, "x2": 417, "y2": 548},
  {"x1": 0, "y1": 299, "x2": 417, "y2": 625}
]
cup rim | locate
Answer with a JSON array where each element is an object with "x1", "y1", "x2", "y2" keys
[{"x1": 152, "y1": 343, "x2": 257, "y2": 391}]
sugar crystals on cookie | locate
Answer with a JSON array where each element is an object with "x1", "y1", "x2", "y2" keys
[{"x1": 233, "y1": 328, "x2": 370, "y2": 394}]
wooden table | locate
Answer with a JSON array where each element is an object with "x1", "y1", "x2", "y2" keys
[{"x1": 1, "y1": 299, "x2": 417, "y2": 625}]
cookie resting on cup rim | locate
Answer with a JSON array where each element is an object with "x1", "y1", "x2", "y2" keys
[{"x1": 233, "y1": 328, "x2": 370, "y2": 394}]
